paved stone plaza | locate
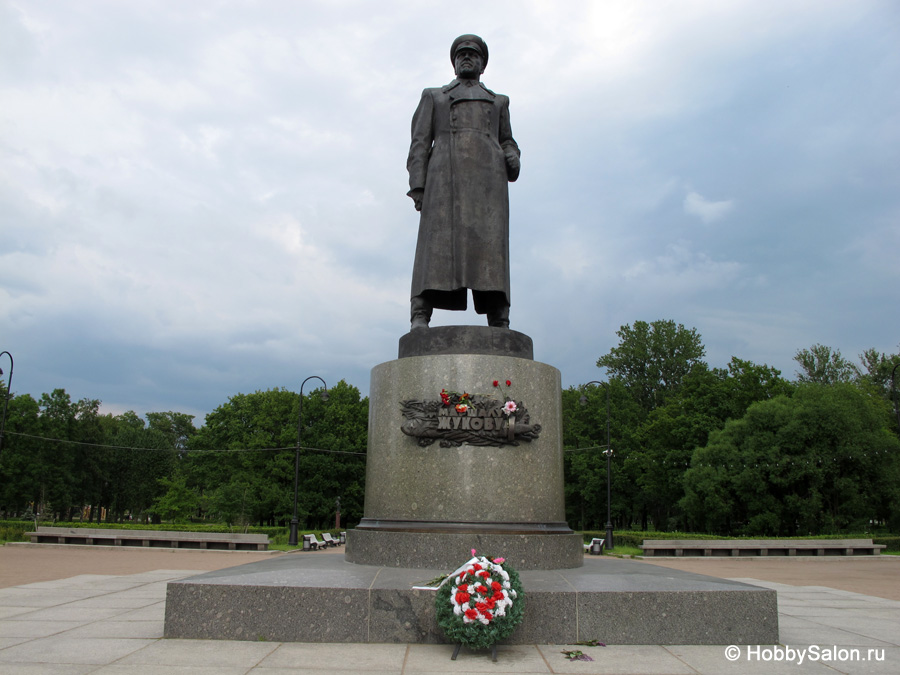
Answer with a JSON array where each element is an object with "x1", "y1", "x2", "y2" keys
[{"x1": 0, "y1": 545, "x2": 898, "y2": 673}]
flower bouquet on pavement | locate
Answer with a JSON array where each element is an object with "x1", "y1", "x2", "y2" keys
[{"x1": 435, "y1": 550, "x2": 524, "y2": 656}]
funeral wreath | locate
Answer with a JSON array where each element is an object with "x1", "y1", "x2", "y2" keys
[{"x1": 435, "y1": 551, "x2": 524, "y2": 650}]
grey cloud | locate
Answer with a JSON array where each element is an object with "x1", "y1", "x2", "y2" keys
[{"x1": 2, "y1": 1, "x2": 898, "y2": 420}]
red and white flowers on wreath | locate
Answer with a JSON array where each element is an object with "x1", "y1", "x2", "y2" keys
[
  {"x1": 435, "y1": 550, "x2": 524, "y2": 649},
  {"x1": 449, "y1": 553, "x2": 517, "y2": 625}
]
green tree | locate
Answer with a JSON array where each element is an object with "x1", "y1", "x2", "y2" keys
[
  {"x1": 0, "y1": 388, "x2": 194, "y2": 523},
  {"x1": 208, "y1": 480, "x2": 255, "y2": 530},
  {"x1": 0, "y1": 393, "x2": 43, "y2": 516},
  {"x1": 721, "y1": 358, "x2": 795, "y2": 419},
  {"x1": 857, "y1": 346, "x2": 900, "y2": 405},
  {"x1": 590, "y1": 320, "x2": 707, "y2": 530},
  {"x1": 186, "y1": 387, "x2": 299, "y2": 526},
  {"x1": 630, "y1": 359, "x2": 795, "y2": 531},
  {"x1": 683, "y1": 383, "x2": 900, "y2": 535},
  {"x1": 149, "y1": 474, "x2": 200, "y2": 522},
  {"x1": 794, "y1": 344, "x2": 859, "y2": 385},
  {"x1": 562, "y1": 381, "x2": 643, "y2": 531},
  {"x1": 146, "y1": 411, "x2": 196, "y2": 453},
  {"x1": 597, "y1": 320, "x2": 706, "y2": 412},
  {"x1": 184, "y1": 381, "x2": 367, "y2": 529},
  {"x1": 100, "y1": 411, "x2": 178, "y2": 522},
  {"x1": 4, "y1": 388, "x2": 94, "y2": 519},
  {"x1": 292, "y1": 380, "x2": 368, "y2": 528},
  {"x1": 631, "y1": 365, "x2": 728, "y2": 531},
  {"x1": 34, "y1": 389, "x2": 81, "y2": 519}
]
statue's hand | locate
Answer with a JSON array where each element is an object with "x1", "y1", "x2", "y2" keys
[
  {"x1": 409, "y1": 188, "x2": 424, "y2": 212},
  {"x1": 505, "y1": 151, "x2": 520, "y2": 172}
]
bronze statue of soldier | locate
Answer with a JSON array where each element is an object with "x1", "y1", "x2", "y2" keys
[{"x1": 407, "y1": 34, "x2": 521, "y2": 331}]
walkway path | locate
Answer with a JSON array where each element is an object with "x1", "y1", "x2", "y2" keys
[{"x1": 0, "y1": 544, "x2": 897, "y2": 673}]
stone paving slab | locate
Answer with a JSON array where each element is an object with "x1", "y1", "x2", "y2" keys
[
  {"x1": 63, "y1": 620, "x2": 165, "y2": 639},
  {"x1": 1, "y1": 664, "x2": 99, "y2": 675},
  {"x1": 0, "y1": 636, "x2": 158, "y2": 665},
  {"x1": 13, "y1": 606, "x2": 130, "y2": 622},
  {"x1": 0, "y1": 588, "x2": 104, "y2": 605},
  {"x1": 0, "y1": 619, "x2": 85, "y2": 637},
  {"x1": 114, "y1": 638, "x2": 279, "y2": 668},
  {"x1": 92, "y1": 667, "x2": 250, "y2": 675},
  {"x1": 255, "y1": 642, "x2": 408, "y2": 670},
  {"x1": 407, "y1": 643, "x2": 555, "y2": 673},
  {"x1": 0, "y1": 607, "x2": 38, "y2": 619},
  {"x1": 115, "y1": 603, "x2": 167, "y2": 621},
  {"x1": 538, "y1": 645, "x2": 700, "y2": 675},
  {"x1": 664, "y1": 644, "x2": 840, "y2": 674}
]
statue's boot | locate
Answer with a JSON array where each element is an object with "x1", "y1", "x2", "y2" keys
[
  {"x1": 410, "y1": 296, "x2": 432, "y2": 330},
  {"x1": 487, "y1": 304, "x2": 510, "y2": 329}
]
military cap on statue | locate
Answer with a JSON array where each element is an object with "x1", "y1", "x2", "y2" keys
[{"x1": 450, "y1": 34, "x2": 489, "y2": 68}]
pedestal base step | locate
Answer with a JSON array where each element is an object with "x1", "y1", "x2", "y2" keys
[
  {"x1": 164, "y1": 554, "x2": 779, "y2": 646},
  {"x1": 346, "y1": 529, "x2": 584, "y2": 570}
]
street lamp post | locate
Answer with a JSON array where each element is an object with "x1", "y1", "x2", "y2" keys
[
  {"x1": 891, "y1": 362, "x2": 900, "y2": 434},
  {"x1": 289, "y1": 376, "x2": 329, "y2": 547},
  {"x1": 0, "y1": 351, "x2": 13, "y2": 461},
  {"x1": 580, "y1": 380, "x2": 613, "y2": 551}
]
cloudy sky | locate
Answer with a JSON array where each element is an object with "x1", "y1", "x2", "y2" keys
[{"x1": 2, "y1": 0, "x2": 898, "y2": 424}]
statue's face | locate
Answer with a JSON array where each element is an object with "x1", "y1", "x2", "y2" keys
[{"x1": 454, "y1": 48, "x2": 483, "y2": 79}]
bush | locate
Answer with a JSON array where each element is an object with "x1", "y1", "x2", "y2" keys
[
  {"x1": 873, "y1": 536, "x2": 900, "y2": 552},
  {"x1": 0, "y1": 521, "x2": 32, "y2": 542}
]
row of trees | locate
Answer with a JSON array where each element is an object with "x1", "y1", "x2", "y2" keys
[
  {"x1": 0, "y1": 381, "x2": 368, "y2": 530},
  {"x1": 1, "y1": 321, "x2": 898, "y2": 535},
  {"x1": 0, "y1": 388, "x2": 189, "y2": 524},
  {"x1": 167, "y1": 381, "x2": 367, "y2": 528},
  {"x1": 564, "y1": 321, "x2": 900, "y2": 535}
]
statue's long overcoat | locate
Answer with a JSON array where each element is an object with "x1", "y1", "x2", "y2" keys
[{"x1": 407, "y1": 79, "x2": 520, "y2": 312}]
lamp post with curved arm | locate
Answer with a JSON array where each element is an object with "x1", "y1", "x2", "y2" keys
[
  {"x1": 289, "y1": 376, "x2": 329, "y2": 547},
  {"x1": 0, "y1": 351, "x2": 13, "y2": 461},
  {"x1": 579, "y1": 380, "x2": 613, "y2": 550}
]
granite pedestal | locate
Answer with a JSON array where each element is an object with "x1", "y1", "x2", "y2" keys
[
  {"x1": 346, "y1": 327, "x2": 583, "y2": 569},
  {"x1": 164, "y1": 554, "x2": 779, "y2": 645}
]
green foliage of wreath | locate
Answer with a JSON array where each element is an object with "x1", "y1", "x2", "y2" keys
[{"x1": 434, "y1": 558, "x2": 525, "y2": 650}]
